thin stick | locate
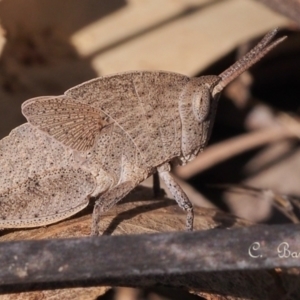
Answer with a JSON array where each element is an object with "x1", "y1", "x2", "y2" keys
[{"x1": 175, "y1": 125, "x2": 295, "y2": 180}]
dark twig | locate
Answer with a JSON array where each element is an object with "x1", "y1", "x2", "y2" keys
[{"x1": 0, "y1": 224, "x2": 299, "y2": 292}]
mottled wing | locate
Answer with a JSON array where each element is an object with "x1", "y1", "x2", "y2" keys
[
  {"x1": 0, "y1": 124, "x2": 96, "y2": 228},
  {"x1": 0, "y1": 167, "x2": 95, "y2": 228},
  {"x1": 22, "y1": 96, "x2": 108, "y2": 151},
  {"x1": 65, "y1": 71, "x2": 190, "y2": 166}
]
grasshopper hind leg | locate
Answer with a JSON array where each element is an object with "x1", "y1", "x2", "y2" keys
[
  {"x1": 157, "y1": 163, "x2": 194, "y2": 231},
  {"x1": 91, "y1": 181, "x2": 136, "y2": 236}
]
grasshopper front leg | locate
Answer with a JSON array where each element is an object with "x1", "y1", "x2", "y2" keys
[{"x1": 158, "y1": 163, "x2": 194, "y2": 231}]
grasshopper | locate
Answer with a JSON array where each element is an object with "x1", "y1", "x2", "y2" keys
[{"x1": 0, "y1": 29, "x2": 285, "y2": 235}]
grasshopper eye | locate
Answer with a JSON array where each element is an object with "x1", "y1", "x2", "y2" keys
[{"x1": 192, "y1": 87, "x2": 211, "y2": 123}]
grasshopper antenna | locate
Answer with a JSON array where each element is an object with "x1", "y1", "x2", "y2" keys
[{"x1": 213, "y1": 28, "x2": 287, "y2": 96}]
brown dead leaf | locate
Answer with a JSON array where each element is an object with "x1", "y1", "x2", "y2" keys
[{"x1": 0, "y1": 185, "x2": 252, "y2": 241}]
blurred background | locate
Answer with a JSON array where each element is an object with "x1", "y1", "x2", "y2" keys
[{"x1": 0, "y1": 0, "x2": 300, "y2": 299}]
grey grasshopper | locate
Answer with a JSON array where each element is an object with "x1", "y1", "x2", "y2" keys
[{"x1": 0, "y1": 29, "x2": 285, "y2": 235}]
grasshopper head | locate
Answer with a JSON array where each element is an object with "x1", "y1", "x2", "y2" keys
[{"x1": 179, "y1": 29, "x2": 286, "y2": 163}]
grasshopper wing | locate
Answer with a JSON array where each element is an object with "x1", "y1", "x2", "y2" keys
[
  {"x1": 0, "y1": 124, "x2": 96, "y2": 228},
  {"x1": 22, "y1": 96, "x2": 108, "y2": 151},
  {"x1": 22, "y1": 71, "x2": 189, "y2": 165}
]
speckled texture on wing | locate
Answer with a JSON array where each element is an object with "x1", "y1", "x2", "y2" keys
[
  {"x1": 22, "y1": 96, "x2": 109, "y2": 151},
  {"x1": 0, "y1": 124, "x2": 71, "y2": 189},
  {"x1": 0, "y1": 167, "x2": 95, "y2": 228},
  {"x1": 0, "y1": 124, "x2": 96, "y2": 228},
  {"x1": 66, "y1": 71, "x2": 190, "y2": 167}
]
